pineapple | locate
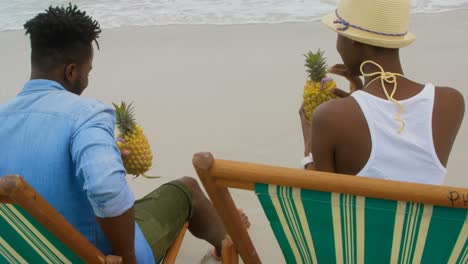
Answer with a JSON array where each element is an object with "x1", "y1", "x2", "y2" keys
[
  {"x1": 302, "y1": 49, "x2": 337, "y2": 121},
  {"x1": 113, "y1": 101, "x2": 156, "y2": 178}
]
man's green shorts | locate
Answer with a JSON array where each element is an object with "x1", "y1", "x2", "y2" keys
[{"x1": 134, "y1": 180, "x2": 193, "y2": 263}]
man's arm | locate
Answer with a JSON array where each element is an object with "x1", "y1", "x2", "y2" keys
[
  {"x1": 97, "y1": 208, "x2": 137, "y2": 264},
  {"x1": 71, "y1": 104, "x2": 137, "y2": 263}
]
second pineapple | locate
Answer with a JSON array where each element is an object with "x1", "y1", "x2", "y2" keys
[{"x1": 303, "y1": 49, "x2": 337, "y2": 121}]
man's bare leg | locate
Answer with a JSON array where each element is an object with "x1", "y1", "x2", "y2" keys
[{"x1": 177, "y1": 177, "x2": 250, "y2": 256}]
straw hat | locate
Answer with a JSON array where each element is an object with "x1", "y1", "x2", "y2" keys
[{"x1": 321, "y1": 0, "x2": 416, "y2": 49}]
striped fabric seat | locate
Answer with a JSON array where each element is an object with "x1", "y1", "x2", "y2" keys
[
  {"x1": 0, "y1": 204, "x2": 83, "y2": 264},
  {"x1": 257, "y1": 184, "x2": 468, "y2": 264}
]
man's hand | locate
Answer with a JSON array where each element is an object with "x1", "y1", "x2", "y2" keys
[
  {"x1": 116, "y1": 138, "x2": 130, "y2": 157},
  {"x1": 299, "y1": 103, "x2": 313, "y2": 156},
  {"x1": 328, "y1": 64, "x2": 364, "y2": 98},
  {"x1": 105, "y1": 255, "x2": 122, "y2": 264}
]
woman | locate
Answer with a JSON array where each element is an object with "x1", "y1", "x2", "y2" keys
[{"x1": 300, "y1": 0, "x2": 465, "y2": 185}]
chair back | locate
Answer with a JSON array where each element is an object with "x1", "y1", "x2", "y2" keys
[
  {"x1": 0, "y1": 175, "x2": 105, "y2": 264},
  {"x1": 193, "y1": 152, "x2": 468, "y2": 264}
]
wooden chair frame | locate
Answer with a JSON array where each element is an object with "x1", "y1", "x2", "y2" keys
[
  {"x1": 192, "y1": 152, "x2": 468, "y2": 264},
  {"x1": 0, "y1": 175, "x2": 188, "y2": 264}
]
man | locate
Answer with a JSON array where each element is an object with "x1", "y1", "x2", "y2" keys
[
  {"x1": 300, "y1": 0, "x2": 465, "y2": 184},
  {"x1": 0, "y1": 5, "x2": 247, "y2": 264}
]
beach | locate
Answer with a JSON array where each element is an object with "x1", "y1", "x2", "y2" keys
[{"x1": 1, "y1": 8, "x2": 467, "y2": 263}]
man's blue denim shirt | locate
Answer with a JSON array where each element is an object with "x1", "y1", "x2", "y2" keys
[{"x1": 0, "y1": 79, "x2": 154, "y2": 263}]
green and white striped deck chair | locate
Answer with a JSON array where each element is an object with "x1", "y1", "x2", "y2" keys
[
  {"x1": 193, "y1": 152, "x2": 468, "y2": 264},
  {"x1": 0, "y1": 175, "x2": 189, "y2": 264},
  {"x1": 0, "y1": 175, "x2": 107, "y2": 263}
]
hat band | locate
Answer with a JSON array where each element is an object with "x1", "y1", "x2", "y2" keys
[{"x1": 333, "y1": 9, "x2": 408, "y2": 37}]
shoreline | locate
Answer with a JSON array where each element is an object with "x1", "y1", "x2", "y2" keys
[{"x1": 1, "y1": 7, "x2": 468, "y2": 33}]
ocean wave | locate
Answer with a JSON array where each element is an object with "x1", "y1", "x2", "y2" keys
[{"x1": 0, "y1": 0, "x2": 467, "y2": 31}]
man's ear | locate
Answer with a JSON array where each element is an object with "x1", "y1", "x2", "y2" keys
[{"x1": 64, "y1": 63, "x2": 77, "y2": 84}]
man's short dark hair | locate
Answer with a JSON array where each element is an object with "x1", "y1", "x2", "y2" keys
[{"x1": 24, "y1": 4, "x2": 101, "y2": 70}]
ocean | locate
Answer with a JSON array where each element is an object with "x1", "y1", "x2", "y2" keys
[{"x1": 0, "y1": 0, "x2": 467, "y2": 31}]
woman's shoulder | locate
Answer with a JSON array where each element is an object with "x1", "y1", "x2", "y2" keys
[{"x1": 434, "y1": 86, "x2": 465, "y2": 118}]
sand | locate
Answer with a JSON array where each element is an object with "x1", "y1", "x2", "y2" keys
[{"x1": 1, "y1": 9, "x2": 467, "y2": 263}]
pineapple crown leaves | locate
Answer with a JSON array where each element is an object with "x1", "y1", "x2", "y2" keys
[
  {"x1": 113, "y1": 101, "x2": 137, "y2": 136},
  {"x1": 304, "y1": 49, "x2": 328, "y2": 83}
]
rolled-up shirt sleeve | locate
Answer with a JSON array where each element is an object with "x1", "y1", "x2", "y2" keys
[{"x1": 70, "y1": 104, "x2": 134, "y2": 218}]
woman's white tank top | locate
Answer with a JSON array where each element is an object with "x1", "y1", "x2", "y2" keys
[{"x1": 350, "y1": 83, "x2": 446, "y2": 185}]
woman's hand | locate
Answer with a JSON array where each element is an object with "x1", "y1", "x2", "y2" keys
[{"x1": 328, "y1": 64, "x2": 364, "y2": 97}]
